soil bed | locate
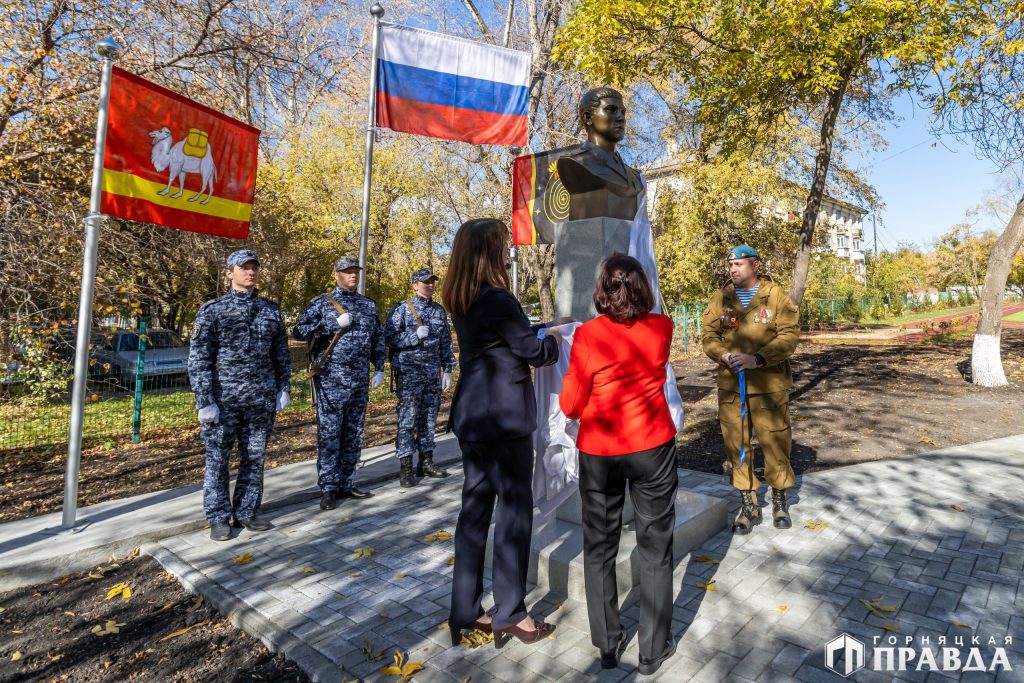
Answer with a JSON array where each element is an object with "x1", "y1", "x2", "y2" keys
[
  {"x1": 0, "y1": 551, "x2": 309, "y2": 682},
  {"x1": 674, "y1": 328, "x2": 1024, "y2": 476}
]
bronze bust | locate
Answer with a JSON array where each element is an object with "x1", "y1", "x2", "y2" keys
[{"x1": 556, "y1": 87, "x2": 643, "y2": 221}]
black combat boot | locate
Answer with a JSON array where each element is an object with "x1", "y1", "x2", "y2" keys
[
  {"x1": 732, "y1": 490, "x2": 762, "y2": 535},
  {"x1": 416, "y1": 451, "x2": 448, "y2": 478},
  {"x1": 399, "y1": 456, "x2": 416, "y2": 488},
  {"x1": 772, "y1": 487, "x2": 792, "y2": 529}
]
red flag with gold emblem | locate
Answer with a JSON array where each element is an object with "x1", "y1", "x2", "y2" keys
[{"x1": 100, "y1": 67, "x2": 259, "y2": 240}]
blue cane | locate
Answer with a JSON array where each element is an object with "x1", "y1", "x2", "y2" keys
[{"x1": 738, "y1": 368, "x2": 748, "y2": 466}]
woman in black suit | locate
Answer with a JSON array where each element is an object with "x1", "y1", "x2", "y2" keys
[{"x1": 441, "y1": 218, "x2": 561, "y2": 648}]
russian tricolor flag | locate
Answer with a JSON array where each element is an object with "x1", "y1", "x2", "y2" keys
[{"x1": 376, "y1": 23, "x2": 530, "y2": 147}]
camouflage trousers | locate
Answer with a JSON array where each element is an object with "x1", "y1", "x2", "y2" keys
[
  {"x1": 314, "y1": 372, "x2": 369, "y2": 493},
  {"x1": 394, "y1": 365, "x2": 442, "y2": 460},
  {"x1": 200, "y1": 401, "x2": 276, "y2": 525}
]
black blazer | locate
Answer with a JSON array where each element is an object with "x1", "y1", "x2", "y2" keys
[{"x1": 450, "y1": 284, "x2": 559, "y2": 442}]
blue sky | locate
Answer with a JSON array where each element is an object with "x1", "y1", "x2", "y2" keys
[{"x1": 854, "y1": 94, "x2": 1009, "y2": 252}]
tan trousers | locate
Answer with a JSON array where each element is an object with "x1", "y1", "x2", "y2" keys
[{"x1": 718, "y1": 389, "x2": 795, "y2": 491}]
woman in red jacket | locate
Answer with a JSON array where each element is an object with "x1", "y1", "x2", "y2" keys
[{"x1": 559, "y1": 254, "x2": 678, "y2": 676}]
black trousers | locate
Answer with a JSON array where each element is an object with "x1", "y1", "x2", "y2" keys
[
  {"x1": 579, "y1": 439, "x2": 678, "y2": 659},
  {"x1": 449, "y1": 435, "x2": 534, "y2": 630}
]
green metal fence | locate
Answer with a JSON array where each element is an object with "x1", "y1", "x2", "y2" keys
[
  {"x1": 672, "y1": 302, "x2": 707, "y2": 353},
  {"x1": 0, "y1": 322, "x2": 322, "y2": 453}
]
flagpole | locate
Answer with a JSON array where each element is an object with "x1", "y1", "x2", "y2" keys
[
  {"x1": 63, "y1": 36, "x2": 121, "y2": 529},
  {"x1": 357, "y1": 3, "x2": 385, "y2": 295}
]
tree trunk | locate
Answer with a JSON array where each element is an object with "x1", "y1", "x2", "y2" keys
[
  {"x1": 789, "y1": 60, "x2": 857, "y2": 307},
  {"x1": 526, "y1": 244, "x2": 556, "y2": 320},
  {"x1": 971, "y1": 194, "x2": 1024, "y2": 387}
]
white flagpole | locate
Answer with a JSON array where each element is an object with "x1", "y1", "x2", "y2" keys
[
  {"x1": 357, "y1": 3, "x2": 385, "y2": 294},
  {"x1": 63, "y1": 37, "x2": 121, "y2": 529}
]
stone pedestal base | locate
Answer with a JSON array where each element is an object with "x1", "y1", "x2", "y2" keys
[{"x1": 553, "y1": 217, "x2": 632, "y2": 322}]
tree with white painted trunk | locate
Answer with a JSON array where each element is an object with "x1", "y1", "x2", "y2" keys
[{"x1": 928, "y1": 7, "x2": 1024, "y2": 387}]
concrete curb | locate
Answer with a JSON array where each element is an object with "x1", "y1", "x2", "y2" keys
[{"x1": 143, "y1": 545, "x2": 343, "y2": 683}]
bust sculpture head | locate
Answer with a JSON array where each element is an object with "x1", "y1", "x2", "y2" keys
[
  {"x1": 556, "y1": 87, "x2": 642, "y2": 221},
  {"x1": 579, "y1": 87, "x2": 627, "y2": 154}
]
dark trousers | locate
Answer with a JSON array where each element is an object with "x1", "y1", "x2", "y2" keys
[
  {"x1": 579, "y1": 439, "x2": 678, "y2": 659},
  {"x1": 450, "y1": 435, "x2": 534, "y2": 630}
]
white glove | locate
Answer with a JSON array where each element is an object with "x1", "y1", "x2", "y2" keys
[
  {"x1": 198, "y1": 404, "x2": 219, "y2": 424},
  {"x1": 336, "y1": 312, "x2": 351, "y2": 329},
  {"x1": 371, "y1": 371, "x2": 385, "y2": 389},
  {"x1": 441, "y1": 371, "x2": 452, "y2": 391},
  {"x1": 276, "y1": 390, "x2": 290, "y2": 410},
  {"x1": 415, "y1": 325, "x2": 429, "y2": 339}
]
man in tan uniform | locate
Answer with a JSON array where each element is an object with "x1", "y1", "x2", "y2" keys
[{"x1": 702, "y1": 245, "x2": 800, "y2": 534}]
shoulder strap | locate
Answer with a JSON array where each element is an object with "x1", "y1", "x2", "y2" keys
[
  {"x1": 326, "y1": 295, "x2": 347, "y2": 315},
  {"x1": 406, "y1": 298, "x2": 423, "y2": 326}
]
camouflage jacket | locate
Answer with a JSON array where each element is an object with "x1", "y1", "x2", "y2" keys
[
  {"x1": 383, "y1": 295, "x2": 455, "y2": 373},
  {"x1": 188, "y1": 289, "x2": 291, "y2": 409},
  {"x1": 292, "y1": 287, "x2": 385, "y2": 378}
]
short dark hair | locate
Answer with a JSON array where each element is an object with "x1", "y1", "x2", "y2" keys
[
  {"x1": 579, "y1": 87, "x2": 624, "y2": 128},
  {"x1": 593, "y1": 253, "x2": 654, "y2": 323}
]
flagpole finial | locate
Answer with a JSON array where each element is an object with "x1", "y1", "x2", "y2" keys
[
  {"x1": 96, "y1": 36, "x2": 121, "y2": 60},
  {"x1": 369, "y1": 3, "x2": 385, "y2": 17}
]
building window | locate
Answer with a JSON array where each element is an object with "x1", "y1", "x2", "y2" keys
[
  {"x1": 838, "y1": 235, "x2": 848, "y2": 248},
  {"x1": 853, "y1": 239, "x2": 862, "y2": 251}
]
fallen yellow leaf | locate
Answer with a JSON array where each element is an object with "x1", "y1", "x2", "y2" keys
[
  {"x1": 693, "y1": 554, "x2": 720, "y2": 564},
  {"x1": 191, "y1": 595, "x2": 204, "y2": 611},
  {"x1": 805, "y1": 519, "x2": 829, "y2": 530},
  {"x1": 11, "y1": 651, "x2": 22, "y2": 661},
  {"x1": 447, "y1": 556, "x2": 456, "y2": 566},
  {"x1": 353, "y1": 547, "x2": 375, "y2": 559},
  {"x1": 303, "y1": 567, "x2": 316, "y2": 574},
  {"x1": 91, "y1": 620, "x2": 126, "y2": 636},
  {"x1": 951, "y1": 620, "x2": 971, "y2": 629},
  {"x1": 423, "y1": 530, "x2": 453, "y2": 542},
  {"x1": 697, "y1": 579, "x2": 717, "y2": 592},
  {"x1": 159, "y1": 620, "x2": 210, "y2": 642},
  {"x1": 362, "y1": 640, "x2": 386, "y2": 662},
  {"x1": 105, "y1": 582, "x2": 132, "y2": 601},
  {"x1": 950, "y1": 504, "x2": 965, "y2": 512},
  {"x1": 438, "y1": 623, "x2": 450, "y2": 630},
  {"x1": 918, "y1": 436, "x2": 937, "y2": 446},
  {"x1": 47, "y1": 652, "x2": 64, "y2": 662},
  {"x1": 393, "y1": 573, "x2": 408, "y2": 580},
  {"x1": 774, "y1": 605, "x2": 788, "y2": 612},
  {"x1": 380, "y1": 649, "x2": 425, "y2": 679},
  {"x1": 88, "y1": 572, "x2": 105, "y2": 580},
  {"x1": 232, "y1": 552, "x2": 254, "y2": 565},
  {"x1": 860, "y1": 598, "x2": 898, "y2": 618}
]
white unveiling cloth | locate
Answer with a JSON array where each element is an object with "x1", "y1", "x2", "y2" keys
[{"x1": 533, "y1": 179, "x2": 685, "y2": 515}]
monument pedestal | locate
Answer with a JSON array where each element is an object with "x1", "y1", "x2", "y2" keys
[{"x1": 553, "y1": 217, "x2": 632, "y2": 321}]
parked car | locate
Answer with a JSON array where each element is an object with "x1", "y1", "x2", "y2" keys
[{"x1": 91, "y1": 329, "x2": 189, "y2": 386}]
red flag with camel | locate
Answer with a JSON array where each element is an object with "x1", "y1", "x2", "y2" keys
[{"x1": 100, "y1": 67, "x2": 260, "y2": 240}]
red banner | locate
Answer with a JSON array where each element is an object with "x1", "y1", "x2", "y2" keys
[{"x1": 100, "y1": 67, "x2": 260, "y2": 240}]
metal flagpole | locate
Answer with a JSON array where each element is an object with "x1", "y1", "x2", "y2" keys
[
  {"x1": 63, "y1": 36, "x2": 121, "y2": 529},
  {"x1": 357, "y1": 3, "x2": 385, "y2": 295}
]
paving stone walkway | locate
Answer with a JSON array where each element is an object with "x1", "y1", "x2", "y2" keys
[{"x1": 147, "y1": 435, "x2": 1024, "y2": 682}]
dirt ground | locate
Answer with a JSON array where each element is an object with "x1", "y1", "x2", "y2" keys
[
  {"x1": 3, "y1": 331, "x2": 1024, "y2": 523},
  {"x1": 675, "y1": 329, "x2": 1024, "y2": 477},
  {"x1": 0, "y1": 551, "x2": 310, "y2": 683}
]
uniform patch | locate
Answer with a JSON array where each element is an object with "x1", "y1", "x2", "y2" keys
[{"x1": 722, "y1": 308, "x2": 740, "y2": 330}]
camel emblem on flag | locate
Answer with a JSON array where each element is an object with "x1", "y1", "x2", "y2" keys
[{"x1": 148, "y1": 126, "x2": 217, "y2": 204}]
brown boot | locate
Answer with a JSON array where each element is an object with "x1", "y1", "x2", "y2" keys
[
  {"x1": 732, "y1": 490, "x2": 762, "y2": 535},
  {"x1": 772, "y1": 487, "x2": 792, "y2": 529}
]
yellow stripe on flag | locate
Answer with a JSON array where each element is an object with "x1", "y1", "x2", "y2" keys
[{"x1": 102, "y1": 169, "x2": 252, "y2": 222}]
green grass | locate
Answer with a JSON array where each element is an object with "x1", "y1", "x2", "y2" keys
[
  {"x1": 0, "y1": 372, "x2": 397, "y2": 451},
  {"x1": 860, "y1": 304, "x2": 978, "y2": 328},
  {"x1": 1003, "y1": 310, "x2": 1024, "y2": 323}
]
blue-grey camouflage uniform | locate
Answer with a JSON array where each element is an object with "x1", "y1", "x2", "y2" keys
[
  {"x1": 188, "y1": 289, "x2": 291, "y2": 525},
  {"x1": 293, "y1": 287, "x2": 385, "y2": 493},
  {"x1": 384, "y1": 294, "x2": 455, "y2": 460}
]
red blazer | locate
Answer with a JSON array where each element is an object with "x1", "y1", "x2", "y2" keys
[{"x1": 559, "y1": 313, "x2": 676, "y2": 456}]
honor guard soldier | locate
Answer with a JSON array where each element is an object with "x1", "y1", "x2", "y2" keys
[
  {"x1": 383, "y1": 268, "x2": 456, "y2": 487},
  {"x1": 702, "y1": 245, "x2": 800, "y2": 534},
  {"x1": 188, "y1": 249, "x2": 292, "y2": 541},
  {"x1": 293, "y1": 256, "x2": 386, "y2": 510}
]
